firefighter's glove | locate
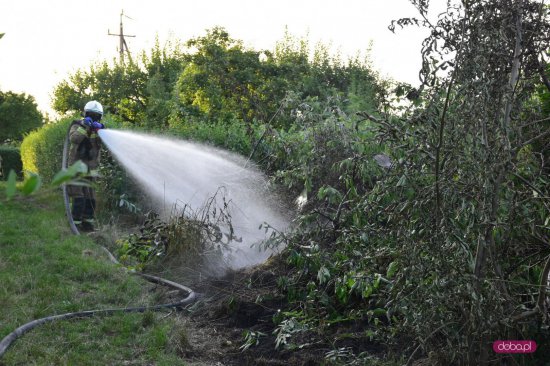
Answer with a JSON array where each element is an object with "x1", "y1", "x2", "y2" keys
[
  {"x1": 91, "y1": 121, "x2": 105, "y2": 133},
  {"x1": 83, "y1": 117, "x2": 93, "y2": 127}
]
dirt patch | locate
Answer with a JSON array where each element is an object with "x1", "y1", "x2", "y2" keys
[
  {"x1": 92, "y1": 222, "x2": 383, "y2": 365},
  {"x1": 142, "y1": 258, "x2": 330, "y2": 366}
]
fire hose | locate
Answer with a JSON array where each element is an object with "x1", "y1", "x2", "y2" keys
[{"x1": 0, "y1": 127, "x2": 197, "y2": 358}]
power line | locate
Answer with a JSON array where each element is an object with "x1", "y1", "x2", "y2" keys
[{"x1": 108, "y1": 10, "x2": 135, "y2": 63}]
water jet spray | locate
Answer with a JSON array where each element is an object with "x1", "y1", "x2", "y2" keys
[{"x1": 98, "y1": 129, "x2": 291, "y2": 269}]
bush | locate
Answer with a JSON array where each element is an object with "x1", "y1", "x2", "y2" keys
[
  {"x1": 0, "y1": 146, "x2": 23, "y2": 179},
  {"x1": 168, "y1": 118, "x2": 254, "y2": 156},
  {"x1": 116, "y1": 190, "x2": 235, "y2": 275},
  {"x1": 20, "y1": 117, "x2": 73, "y2": 181}
]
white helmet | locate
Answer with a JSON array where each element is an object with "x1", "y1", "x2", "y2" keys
[{"x1": 83, "y1": 100, "x2": 103, "y2": 115}]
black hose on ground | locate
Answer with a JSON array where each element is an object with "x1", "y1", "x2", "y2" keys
[{"x1": 0, "y1": 128, "x2": 197, "y2": 359}]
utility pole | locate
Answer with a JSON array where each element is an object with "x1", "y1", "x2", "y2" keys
[{"x1": 108, "y1": 10, "x2": 135, "y2": 63}]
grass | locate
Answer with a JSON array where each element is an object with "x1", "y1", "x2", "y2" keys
[{"x1": 0, "y1": 184, "x2": 188, "y2": 365}]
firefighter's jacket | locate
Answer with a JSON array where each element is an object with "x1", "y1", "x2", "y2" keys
[{"x1": 66, "y1": 119, "x2": 101, "y2": 198}]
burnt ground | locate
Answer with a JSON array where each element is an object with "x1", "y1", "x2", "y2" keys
[
  {"x1": 92, "y1": 223, "x2": 390, "y2": 366},
  {"x1": 140, "y1": 255, "x2": 390, "y2": 366},
  {"x1": 145, "y1": 259, "x2": 325, "y2": 366}
]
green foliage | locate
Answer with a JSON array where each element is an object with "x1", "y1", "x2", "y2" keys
[
  {"x1": 18, "y1": 172, "x2": 41, "y2": 195},
  {"x1": 20, "y1": 117, "x2": 73, "y2": 181},
  {"x1": 52, "y1": 40, "x2": 186, "y2": 129},
  {"x1": 168, "y1": 118, "x2": 253, "y2": 156},
  {"x1": 51, "y1": 160, "x2": 88, "y2": 186},
  {"x1": 370, "y1": 1, "x2": 550, "y2": 363},
  {"x1": 52, "y1": 27, "x2": 383, "y2": 135},
  {"x1": 95, "y1": 147, "x2": 144, "y2": 218},
  {"x1": 172, "y1": 28, "x2": 383, "y2": 131},
  {"x1": 2, "y1": 161, "x2": 94, "y2": 202},
  {"x1": 273, "y1": 315, "x2": 310, "y2": 350},
  {"x1": 262, "y1": 95, "x2": 382, "y2": 195},
  {"x1": 52, "y1": 62, "x2": 146, "y2": 124},
  {"x1": 0, "y1": 91, "x2": 43, "y2": 141},
  {"x1": 537, "y1": 53, "x2": 550, "y2": 115},
  {"x1": 0, "y1": 146, "x2": 22, "y2": 179},
  {"x1": 209, "y1": 94, "x2": 392, "y2": 359},
  {"x1": 39, "y1": 16, "x2": 550, "y2": 365},
  {"x1": 240, "y1": 330, "x2": 267, "y2": 351},
  {"x1": 117, "y1": 190, "x2": 235, "y2": 272},
  {"x1": 51, "y1": 72, "x2": 89, "y2": 115},
  {"x1": 236, "y1": 42, "x2": 549, "y2": 362},
  {"x1": 173, "y1": 27, "x2": 274, "y2": 126}
]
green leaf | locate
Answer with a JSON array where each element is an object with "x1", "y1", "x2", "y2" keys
[
  {"x1": 6, "y1": 170, "x2": 17, "y2": 200},
  {"x1": 396, "y1": 175, "x2": 407, "y2": 187},
  {"x1": 51, "y1": 160, "x2": 88, "y2": 186},
  {"x1": 386, "y1": 261, "x2": 398, "y2": 279},
  {"x1": 362, "y1": 285, "x2": 373, "y2": 299},
  {"x1": 373, "y1": 274, "x2": 381, "y2": 289},
  {"x1": 20, "y1": 173, "x2": 41, "y2": 196},
  {"x1": 317, "y1": 186, "x2": 327, "y2": 200},
  {"x1": 336, "y1": 285, "x2": 348, "y2": 304},
  {"x1": 317, "y1": 266, "x2": 331, "y2": 284},
  {"x1": 365, "y1": 330, "x2": 375, "y2": 340},
  {"x1": 346, "y1": 277, "x2": 356, "y2": 289},
  {"x1": 395, "y1": 85, "x2": 405, "y2": 97},
  {"x1": 317, "y1": 185, "x2": 342, "y2": 204},
  {"x1": 68, "y1": 160, "x2": 89, "y2": 175},
  {"x1": 51, "y1": 170, "x2": 75, "y2": 186}
]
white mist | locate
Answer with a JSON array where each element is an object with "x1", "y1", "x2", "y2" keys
[{"x1": 98, "y1": 129, "x2": 290, "y2": 270}]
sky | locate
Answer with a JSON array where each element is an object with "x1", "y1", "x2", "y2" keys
[{"x1": 0, "y1": 0, "x2": 445, "y2": 116}]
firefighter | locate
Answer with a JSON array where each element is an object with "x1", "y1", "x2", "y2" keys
[{"x1": 67, "y1": 101, "x2": 105, "y2": 231}]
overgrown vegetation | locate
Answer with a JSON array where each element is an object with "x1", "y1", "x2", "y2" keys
[
  {"x1": 116, "y1": 189, "x2": 237, "y2": 274},
  {"x1": 249, "y1": 2, "x2": 549, "y2": 365},
  {"x1": 13, "y1": 1, "x2": 550, "y2": 364},
  {"x1": 380, "y1": 1, "x2": 550, "y2": 363},
  {"x1": 51, "y1": 27, "x2": 383, "y2": 133}
]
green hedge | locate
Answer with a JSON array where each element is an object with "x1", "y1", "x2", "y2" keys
[
  {"x1": 20, "y1": 117, "x2": 73, "y2": 182},
  {"x1": 0, "y1": 146, "x2": 23, "y2": 179},
  {"x1": 168, "y1": 118, "x2": 255, "y2": 156}
]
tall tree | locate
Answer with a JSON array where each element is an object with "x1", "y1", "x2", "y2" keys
[
  {"x1": 174, "y1": 27, "x2": 269, "y2": 125},
  {"x1": 0, "y1": 91, "x2": 43, "y2": 141}
]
